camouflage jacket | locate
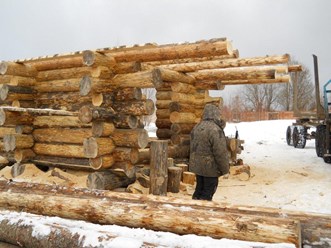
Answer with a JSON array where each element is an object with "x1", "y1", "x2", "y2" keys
[{"x1": 189, "y1": 105, "x2": 229, "y2": 177}]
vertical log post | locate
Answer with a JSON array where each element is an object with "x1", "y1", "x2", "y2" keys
[
  {"x1": 167, "y1": 166, "x2": 182, "y2": 193},
  {"x1": 183, "y1": 171, "x2": 196, "y2": 185},
  {"x1": 149, "y1": 140, "x2": 168, "y2": 196}
]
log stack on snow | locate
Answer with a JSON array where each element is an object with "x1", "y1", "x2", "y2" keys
[{"x1": 0, "y1": 38, "x2": 299, "y2": 186}]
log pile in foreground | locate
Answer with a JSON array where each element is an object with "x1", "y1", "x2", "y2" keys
[{"x1": 0, "y1": 180, "x2": 302, "y2": 247}]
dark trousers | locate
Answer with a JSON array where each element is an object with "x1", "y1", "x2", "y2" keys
[{"x1": 192, "y1": 175, "x2": 219, "y2": 201}]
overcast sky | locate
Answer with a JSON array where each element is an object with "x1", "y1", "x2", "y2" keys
[{"x1": 1, "y1": 0, "x2": 330, "y2": 99}]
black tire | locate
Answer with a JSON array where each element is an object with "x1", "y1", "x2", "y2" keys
[
  {"x1": 323, "y1": 155, "x2": 331, "y2": 163},
  {"x1": 315, "y1": 125, "x2": 326, "y2": 157},
  {"x1": 286, "y1": 126, "x2": 292, "y2": 146},
  {"x1": 293, "y1": 126, "x2": 306, "y2": 149}
]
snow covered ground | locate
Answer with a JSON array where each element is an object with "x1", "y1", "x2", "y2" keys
[
  {"x1": 2, "y1": 119, "x2": 331, "y2": 248},
  {"x1": 220, "y1": 120, "x2": 331, "y2": 215}
]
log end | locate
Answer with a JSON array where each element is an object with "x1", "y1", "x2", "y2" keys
[
  {"x1": 0, "y1": 84, "x2": 9, "y2": 101},
  {"x1": 83, "y1": 137, "x2": 98, "y2": 158},
  {"x1": 151, "y1": 68, "x2": 163, "y2": 89},
  {"x1": 0, "y1": 62, "x2": 8, "y2": 75},
  {"x1": 79, "y1": 76, "x2": 92, "y2": 96},
  {"x1": 138, "y1": 129, "x2": 149, "y2": 149},
  {"x1": 78, "y1": 106, "x2": 93, "y2": 123},
  {"x1": 82, "y1": 50, "x2": 95, "y2": 66}
]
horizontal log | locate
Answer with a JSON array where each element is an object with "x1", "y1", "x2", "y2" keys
[
  {"x1": 0, "y1": 109, "x2": 34, "y2": 126},
  {"x1": 33, "y1": 143, "x2": 86, "y2": 158},
  {"x1": 288, "y1": 65, "x2": 302, "y2": 72},
  {"x1": 36, "y1": 66, "x2": 113, "y2": 81},
  {"x1": 0, "y1": 181, "x2": 301, "y2": 247},
  {"x1": 0, "y1": 106, "x2": 76, "y2": 116},
  {"x1": 110, "y1": 39, "x2": 234, "y2": 62},
  {"x1": 3, "y1": 134, "x2": 34, "y2": 152},
  {"x1": 11, "y1": 100, "x2": 36, "y2": 108},
  {"x1": 171, "y1": 123, "x2": 196, "y2": 134},
  {"x1": 0, "y1": 62, "x2": 37, "y2": 77},
  {"x1": 14, "y1": 149, "x2": 36, "y2": 162},
  {"x1": 34, "y1": 78, "x2": 81, "y2": 92},
  {"x1": 169, "y1": 102, "x2": 203, "y2": 113},
  {"x1": 188, "y1": 67, "x2": 277, "y2": 81},
  {"x1": 155, "y1": 91, "x2": 172, "y2": 100},
  {"x1": 0, "y1": 127, "x2": 17, "y2": 138},
  {"x1": 112, "y1": 147, "x2": 139, "y2": 164},
  {"x1": 170, "y1": 112, "x2": 198, "y2": 124},
  {"x1": 157, "y1": 68, "x2": 195, "y2": 84},
  {"x1": 220, "y1": 76, "x2": 291, "y2": 86},
  {"x1": 31, "y1": 155, "x2": 97, "y2": 171},
  {"x1": 113, "y1": 114, "x2": 139, "y2": 129},
  {"x1": 35, "y1": 91, "x2": 93, "y2": 111},
  {"x1": 33, "y1": 128, "x2": 92, "y2": 144},
  {"x1": 82, "y1": 50, "x2": 116, "y2": 67},
  {"x1": 155, "y1": 100, "x2": 172, "y2": 109},
  {"x1": 156, "y1": 109, "x2": 170, "y2": 119},
  {"x1": 15, "y1": 125, "x2": 33, "y2": 134},
  {"x1": 112, "y1": 99, "x2": 155, "y2": 116},
  {"x1": 78, "y1": 106, "x2": 116, "y2": 124},
  {"x1": 156, "y1": 128, "x2": 172, "y2": 139},
  {"x1": 113, "y1": 61, "x2": 141, "y2": 74},
  {"x1": 113, "y1": 87, "x2": 142, "y2": 101},
  {"x1": 0, "y1": 84, "x2": 36, "y2": 102},
  {"x1": 171, "y1": 92, "x2": 196, "y2": 105},
  {"x1": 160, "y1": 54, "x2": 290, "y2": 72},
  {"x1": 111, "y1": 161, "x2": 136, "y2": 178},
  {"x1": 83, "y1": 137, "x2": 116, "y2": 158},
  {"x1": 89, "y1": 155, "x2": 115, "y2": 169},
  {"x1": 111, "y1": 128, "x2": 149, "y2": 148},
  {"x1": 92, "y1": 121, "x2": 115, "y2": 137},
  {"x1": 0, "y1": 75, "x2": 36, "y2": 87},
  {"x1": 110, "y1": 69, "x2": 163, "y2": 89},
  {"x1": 33, "y1": 116, "x2": 91, "y2": 128},
  {"x1": 171, "y1": 82, "x2": 196, "y2": 93},
  {"x1": 194, "y1": 80, "x2": 223, "y2": 90},
  {"x1": 155, "y1": 118, "x2": 172, "y2": 129}
]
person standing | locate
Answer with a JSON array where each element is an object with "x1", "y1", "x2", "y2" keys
[{"x1": 189, "y1": 104, "x2": 229, "y2": 201}]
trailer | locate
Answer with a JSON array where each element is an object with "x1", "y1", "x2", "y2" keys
[{"x1": 286, "y1": 55, "x2": 331, "y2": 163}]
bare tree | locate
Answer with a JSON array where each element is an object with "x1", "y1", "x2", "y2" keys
[{"x1": 277, "y1": 59, "x2": 315, "y2": 111}]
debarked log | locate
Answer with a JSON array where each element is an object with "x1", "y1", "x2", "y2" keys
[
  {"x1": 0, "y1": 62, "x2": 37, "y2": 77},
  {"x1": 110, "y1": 39, "x2": 234, "y2": 62},
  {"x1": 112, "y1": 99, "x2": 155, "y2": 116},
  {"x1": 33, "y1": 143, "x2": 86, "y2": 158},
  {"x1": 33, "y1": 116, "x2": 91, "y2": 128},
  {"x1": 36, "y1": 66, "x2": 113, "y2": 81},
  {"x1": 188, "y1": 67, "x2": 277, "y2": 81},
  {"x1": 0, "y1": 181, "x2": 301, "y2": 247},
  {"x1": 0, "y1": 84, "x2": 36, "y2": 102},
  {"x1": 0, "y1": 109, "x2": 34, "y2": 126},
  {"x1": 83, "y1": 137, "x2": 116, "y2": 158},
  {"x1": 33, "y1": 128, "x2": 92, "y2": 144},
  {"x1": 160, "y1": 54, "x2": 290, "y2": 72},
  {"x1": 110, "y1": 128, "x2": 149, "y2": 149},
  {"x1": 3, "y1": 134, "x2": 34, "y2": 152},
  {"x1": 31, "y1": 155, "x2": 104, "y2": 171}
]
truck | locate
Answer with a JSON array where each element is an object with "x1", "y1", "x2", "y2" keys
[{"x1": 286, "y1": 55, "x2": 331, "y2": 163}]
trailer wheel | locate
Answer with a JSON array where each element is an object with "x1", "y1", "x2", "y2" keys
[
  {"x1": 293, "y1": 126, "x2": 306, "y2": 149},
  {"x1": 315, "y1": 125, "x2": 325, "y2": 157},
  {"x1": 286, "y1": 126, "x2": 293, "y2": 146}
]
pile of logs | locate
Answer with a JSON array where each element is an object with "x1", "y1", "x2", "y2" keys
[{"x1": 0, "y1": 37, "x2": 299, "y2": 179}]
